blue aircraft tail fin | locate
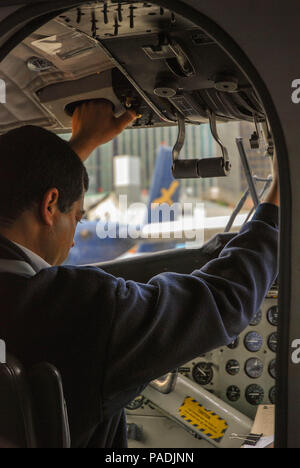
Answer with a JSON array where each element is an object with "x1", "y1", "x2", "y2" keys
[
  {"x1": 65, "y1": 144, "x2": 182, "y2": 264},
  {"x1": 138, "y1": 145, "x2": 181, "y2": 253}
]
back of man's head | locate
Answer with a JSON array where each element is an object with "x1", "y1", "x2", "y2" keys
[{"x1": 0, "y1": 125, "x2": 89, "y2": 227}]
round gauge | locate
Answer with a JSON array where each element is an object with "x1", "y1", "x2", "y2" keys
[
  {"x1": 192, "y1": 362, "x2": 213, "y2": 385},
  {"x1": 268, "y1": 332, "x2": 278, "y2": 352},
  {"x1": 126, "y1": 395, "x2": 144, "y2": 411},
  {"x1": 245, "y1": 384, "x2": 264, "y2": 405},
  {"x1": 244, "y1": 331, "x2": 263, "y2": 352},
  {"x1": 227, "y1": 337, "x2": 239, "y2": 349},
  {"x1": 27, "y1": 56, "x2": 53, "y2": 72},
  {"x1": 249, "y1": 310, "x2": 262, "y2": 326},
  {"x1": 269, "y1": 386, "x2": 276, "y2": 404},
  {"x1": 227, "y1": 385, "x2": 241, "y2": 402},
  {"x1": 226, "y1": 359, "x2": 240, "y2": 375},
  {"x1": 245, "y1": 358, "x2": 264, "y2": 379},
  {"x1": 267, "y1": 305, "x2": 279, "y2": 326},
  {"x1": 269, "y1": 359, "x2": 276, "y2": 379}
]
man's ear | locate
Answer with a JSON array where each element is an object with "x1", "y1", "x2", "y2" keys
[{"x1": 41, "y1": 188, "x2": 59, "y2": 226}]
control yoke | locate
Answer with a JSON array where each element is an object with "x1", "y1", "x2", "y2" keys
[{"x1": 172, "y1": 110, "x2": 232, "y2": 179}]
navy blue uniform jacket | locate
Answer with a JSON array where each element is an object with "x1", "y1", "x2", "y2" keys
[{"x1": 0, "y1": 203, "x2": 278, "y2": 447}]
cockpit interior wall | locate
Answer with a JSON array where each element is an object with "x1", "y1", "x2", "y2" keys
[{"x1": 0, "y1": 0, "x2": 299, "y2": 447}]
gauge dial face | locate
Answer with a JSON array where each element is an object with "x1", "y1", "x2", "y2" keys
[
  {"x1": 192, "y1": 362, "x2": 213, "y2": 385},
  {"x1": 226, "y1": 359, "x2": 240, "y2": 375},
  {"x1": 227, "y1": 337, "x2": 239, "y2": 349},
  {"x1": 245, "y1": 384, "x2": 264, "y2": 405},
  {"x1": 126, "y1": 395, "x2": 144, "y2": 411},
  {"x1": 227, "y1": 385, "x2": 241, "y2": 402},
  {"x1": 268, "y1": 332, "x2": 277, "y2": 352},
  {"x1": 269, "y1": 359, "x2": 276, "y2": 379},
  {"x1": 27, "y1": 56, "x2": 53, "y2": 72},
  {"x1": 267, "y1": 305, "x2": 279, "y2": 326},
  {"x1": 269, "y1": 386, "x2": 276, "y2": 404},
  {"x1": 245, "y1": 358, "x2": 264, "y2": 379},
  {"x1": 244, "y1": 332, "x2": 263, "y2": 352},
  {"x1": 249, "y1": 309, "x2": 262, "y2": 326}
]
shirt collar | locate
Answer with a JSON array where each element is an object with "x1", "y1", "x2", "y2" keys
[{"x1": 13, "y1": 241, "x2": 51, "y2": 273}]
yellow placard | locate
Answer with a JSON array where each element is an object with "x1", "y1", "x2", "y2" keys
[{"x1": 179, "y1": 396, "x2": 228, "y2": 442}]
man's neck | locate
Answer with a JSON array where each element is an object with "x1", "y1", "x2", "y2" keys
[
  {"x1": 0, "y1": 216, "x2": 49, "y2": 266},
  {"x1": 12, "y1": 240, "x2": 51, "y2": 271}
]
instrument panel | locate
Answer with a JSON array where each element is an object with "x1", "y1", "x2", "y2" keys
[
  {"x1": 183, "y1": 288, "x2": 278, "y2": 419},
  {"x1": 126, "y1": 288, "x2": 278, "y2": 446}
]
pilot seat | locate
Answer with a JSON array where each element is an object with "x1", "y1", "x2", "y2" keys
[{"x1": 0, "y1": 354, "x2": 70, "y2": 448}]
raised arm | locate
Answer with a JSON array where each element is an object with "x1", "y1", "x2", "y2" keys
[
  {"x1": 69, "y1": 99, "x2": 137, "y2": 162},
  {"x1": 264, "y1": 153, "x2": 279, "y2": 207}
]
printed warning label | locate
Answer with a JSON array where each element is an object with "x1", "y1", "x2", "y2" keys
[{"x1": 179, "y1": 396, "x2": 228, "y2": 442}]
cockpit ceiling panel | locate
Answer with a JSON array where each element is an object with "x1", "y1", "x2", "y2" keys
[
  {"x1": 0, "y1": 1, "x2": 266, "y2": 133},
  {"x1": 55, "y1": 1, "x2": 266, "y2": 125}
]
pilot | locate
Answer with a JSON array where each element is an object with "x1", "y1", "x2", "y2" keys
[{"x1": 0, "y1": 100, "x2": 279, "y2": 448}]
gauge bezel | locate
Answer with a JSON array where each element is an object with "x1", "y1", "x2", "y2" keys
[
  {"x1": 249, "y1": 309, "x2": 262, "y2": 326},
  {"x1": 244, "y1": 357, "x2": 264, "y2": 379},
  {"x1": 268, "y1": 332, "x2": 278, "y2": 353},
  {"x1": 244, "y1": 331, "x2": 263, "y2": 353},
  {"x1": 245, "y1": 384, "x2": 265, "y2": 405},
  {"x1": 227, "y1": 337, "x2": 239, "y2": 349},
  {"x1": 268, "y1": 359, "x2": 276, "y2": 379},
  {"x1": 226, "y1": 385, "x2": 241, "y2": 402},
  {"x1": 267, "y1": 305, "x2": 279, "y2": 326},
  {"x1": 192, "y1": 361, "x2": 214, "y2": 386},
  {"x1": 226, "y1": 359, "x2": 240, "y2": 376}
]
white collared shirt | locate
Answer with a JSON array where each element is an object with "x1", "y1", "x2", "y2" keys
[
  {"x1": 13, "y1": 242, "x2": 51, "y2": 273},
  {"x1": 0, "y1": 241, "x2": 51, "y2": 277}
]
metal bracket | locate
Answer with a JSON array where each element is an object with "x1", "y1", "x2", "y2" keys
[
  {"x1": 207, "y1": 109, "x2": 231, "y2": 172},
  {"x1": 236, "y1": 137, "x2": 260, "y2": 208},
  {"x1": 142, "y1": 37, "x2": 196, "y2": 78},
  {"x1": 149, "y1": 370, "x2": 178, "y2": 394},
  {"x1": 172, "y1": 112, "x2": 186, "y2": 161}
]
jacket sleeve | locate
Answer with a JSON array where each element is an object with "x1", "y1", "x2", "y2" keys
[{"x1": 102, "y1": 203, "x2": 278, "y2": 412}]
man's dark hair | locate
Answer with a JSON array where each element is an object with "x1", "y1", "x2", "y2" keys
[{"x1": 0, "y1": 125, "x2": 89, "y2": 226}]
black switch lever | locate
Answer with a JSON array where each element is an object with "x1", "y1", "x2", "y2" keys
[
  {"x1": 172, "y1": 157, "x2": 229, "y2": 179},
  {"x1": 172, "y1": 111, "x2": 231, "y2": 179}
]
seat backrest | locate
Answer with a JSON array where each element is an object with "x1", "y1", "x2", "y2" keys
[
  {"x1": 0, "y1": 354, "x2": 70, "y2": 448},
  {"x1": 29, "y1": 362, "x2": 71, "y2": 448}
]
